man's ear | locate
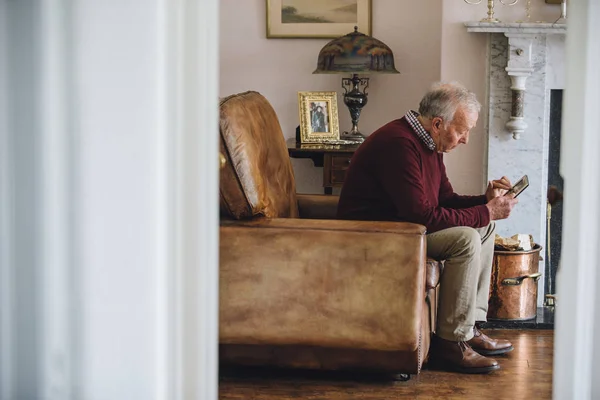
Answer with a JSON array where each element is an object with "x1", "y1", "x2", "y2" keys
[{"x1": 432, "y1": 117, "x2": 443, "y2": 131}]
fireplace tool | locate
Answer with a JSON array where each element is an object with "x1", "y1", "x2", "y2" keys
[
  {"x1": 544, "y1": 186, "x2": 563, "y2": 306},
  {"x1": 544, "y1": 200, "x2": 556, "y2": 307}
]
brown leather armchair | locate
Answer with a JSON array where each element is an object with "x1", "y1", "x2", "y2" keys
[{"x1": 219, "y1": 91, "x2": 441, "y2": 376}]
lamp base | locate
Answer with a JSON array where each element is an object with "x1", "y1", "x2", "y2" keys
[
  {"x1": 342, "y1": 74, "x2": 369, "y2": 145},
  {"x1": 341, "y1": 130, "x2": 366, "y2": 143}
]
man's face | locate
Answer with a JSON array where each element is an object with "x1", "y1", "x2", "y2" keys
[{"x1": 434, "y1": 107, "x2": 478, "y2": 153}]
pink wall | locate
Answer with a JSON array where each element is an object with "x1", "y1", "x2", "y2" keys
[
  {"x1": 220, "y1": 0, "x2": 442, "y2": 194},
  {"x1": 220, "y1": 0, "x2": 563, "y2": 195}
]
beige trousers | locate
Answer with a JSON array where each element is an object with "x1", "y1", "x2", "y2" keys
[{"x1": 426, "y1": 222, "x2": 496, "y2": 342}]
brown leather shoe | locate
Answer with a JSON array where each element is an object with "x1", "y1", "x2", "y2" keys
[
  {"x1": 428, "y1": 335, "x2": 500, "y2": 374},
  {"x1": 467, "y1": 327, "x2": 514, "y2": 356}
]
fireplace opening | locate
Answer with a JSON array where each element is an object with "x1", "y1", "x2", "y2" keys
[
  {"x1": 483, "y1": 90, "x2": 562, "y2": 329},
  {"x1": 546, "y1": 89, "x2": 564, "y2": 299}
]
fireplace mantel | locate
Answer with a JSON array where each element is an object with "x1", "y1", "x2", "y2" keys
[
  {"x1": 465, "y1": 22, "x2": 566, "y2": 139},
  {"x1": 465, "y1": 22, "x2": 566, "y2": 306},
  {"x1": 465, "y1": 22, "x2": 566, "y2": 35}
]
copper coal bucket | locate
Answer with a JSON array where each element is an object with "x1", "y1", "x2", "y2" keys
[{"x1": 488, "y1": 244, "x2": 542, "y2": 320}]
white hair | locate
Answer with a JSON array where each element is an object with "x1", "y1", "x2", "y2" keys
[{"x1": 418, "y1": 81, "x2": 481, "y2": 126}]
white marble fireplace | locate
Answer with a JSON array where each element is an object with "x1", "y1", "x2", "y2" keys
[{"x1": 465, "y1": 22, "x2": 566, "y2": 305}]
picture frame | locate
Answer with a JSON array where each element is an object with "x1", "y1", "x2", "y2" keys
[
  {"x1": 298, "y1": 91, "x2": 340, "y2": 144},
  {"x1": 267, "y1": 0, "x2": 372, "y2": 39},
  {"x1": 506, "y1": 175, "x2": 530, "y2": 198}
]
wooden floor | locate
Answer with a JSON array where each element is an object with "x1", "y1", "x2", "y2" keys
[{"x1": 219, "y1": 330, "x2": 553, "y2": 400}]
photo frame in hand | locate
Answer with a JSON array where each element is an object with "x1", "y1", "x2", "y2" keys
[
  {"x1": 298, "y1": 91, "x2": 340, "y2": 144},
  {"x1": 505, "y1": 175, "x2": 529, "y2": 198}
]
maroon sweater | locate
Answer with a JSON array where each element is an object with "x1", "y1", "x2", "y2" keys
[{"x1": 337, "y1": 117, "x2": 490, "y2": 233}]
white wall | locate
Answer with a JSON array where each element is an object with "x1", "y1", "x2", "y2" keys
[
  {"x1": 441, "y1": 0, "x2": 563, "y2": 193},
  {"x1": 219, "y1": 0, "x2": 442, "y2": 194}
]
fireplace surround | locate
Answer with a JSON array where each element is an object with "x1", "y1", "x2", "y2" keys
[{"x1": 465, "y1": 22, "x2": 566, "y2": 307}]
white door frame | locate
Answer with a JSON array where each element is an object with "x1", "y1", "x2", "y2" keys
[
  {"x1": 0, "y1": 1, "x2": 13, "y2": 398},
  {"x1": 38, "y1": 0, "x2": 77, "y2": 397},
  {"x1": 553, "y1": 0, "x2": 600, "y2": 399},
  {"x1": 167, "y1": 0, "x2": 220, "y2": 398},
  {"x1": 1, "y1": 1, "x2": 50, "y2": 398},
  {"x1": 0, "y1": 0, "x2": 219, "y2": 398}
]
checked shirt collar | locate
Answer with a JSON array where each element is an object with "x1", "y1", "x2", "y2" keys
[{"x1": 405, "y1": 110, "x2": 436, "y2": 151}]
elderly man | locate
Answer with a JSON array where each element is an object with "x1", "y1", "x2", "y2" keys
[{"x1": 337, "y1": 82, "x2": 518, "y2": 374}]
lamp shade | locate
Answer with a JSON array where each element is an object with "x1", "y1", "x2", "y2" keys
[{"x1": 313, "y1": 27, "x2": 399, "y2": 74}]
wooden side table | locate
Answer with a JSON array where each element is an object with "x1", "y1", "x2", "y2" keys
[{"x1": 286, "y1": 138, "x2": 360, "y2": 195}]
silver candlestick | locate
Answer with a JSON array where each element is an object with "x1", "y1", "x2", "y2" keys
[
  {"x1": 464, "y1": 0, "x2": 520, "y2": 23},
  {"x1": 553, "y1": 0, "x2": 567, "y2": 24}
]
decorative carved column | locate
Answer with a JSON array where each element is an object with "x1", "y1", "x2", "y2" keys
[
  {"x1": 505, "y1": 34, "x2": 534, "y2": 139},
  {"x1": 465, "y1": 23, "x2": 566, "y2": 140}
]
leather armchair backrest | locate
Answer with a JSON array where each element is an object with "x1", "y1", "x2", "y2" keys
[{"x1": 219, "y1": 91, "x2": 298, "y2": 219}]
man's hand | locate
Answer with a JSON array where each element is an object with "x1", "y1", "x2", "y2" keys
[
  {"x1": 486, "y1": 193, "x2": 518, "y2": 220},
  {"x1": 485, "y1": 176, "x2": 512, "y2": 202}
]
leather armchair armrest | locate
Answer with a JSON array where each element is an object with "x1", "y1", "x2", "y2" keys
[
  {"x1": 426, "y1": 259, "x2": 443, "y2": 290},
  {"x1": 296, "y1": 194, "x2": 339, "y2": 219},
  {"x1": 220, "y1": 218, "x2": 427, "y2": 352},
  {"x1": 222, "y1": 216, "x2": 426, "y2": 235}
]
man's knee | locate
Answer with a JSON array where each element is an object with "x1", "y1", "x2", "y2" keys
[{"x1": 452, "y1": 227, "x2": 481, "y2": 256}]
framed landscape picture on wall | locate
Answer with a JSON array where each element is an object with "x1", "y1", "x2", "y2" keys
[{"x1": 267, "y1": 0, "x2": 372, "y2": 39}]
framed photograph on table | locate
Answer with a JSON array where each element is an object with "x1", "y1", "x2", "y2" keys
[
  {"x1": 298, "y1": 91, "x2": 340, "y2": 144},
  {"x1": 266, "y1": 0, "x2": 372, "y2": 39}
]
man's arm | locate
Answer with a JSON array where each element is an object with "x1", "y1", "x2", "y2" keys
[
  {"x1": 438, "y1": 160, "x2": 487, "y2": 209},
  {"x1": 375, "y1": 138, "x2": 490, "y2": 233}
]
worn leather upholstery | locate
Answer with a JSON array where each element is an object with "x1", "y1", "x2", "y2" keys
[
  {"x1": 221, "y1": 290, "x2": 434, "y2": 374},
  {"x1": 224, "y1": 217, "x2": 427, "y2": 236},
  {"x1": 220, "y1": 218, "x2": 426, "y2": 351},
  {"x1": 297, "y1": 194, "x2": 339, "y2": 219},
  {"x1": 296, "y1": 194, "x2": 442, "y2": 290},
  {"x1": 426, "y1": 258, "x2": 443, "y2": 290},
  {"x1": 219, "y1": 90, "x2": 441, "y2": 375},
  {"x1": 219, "y1": 91, "x2": 298, "y2": 219}
]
